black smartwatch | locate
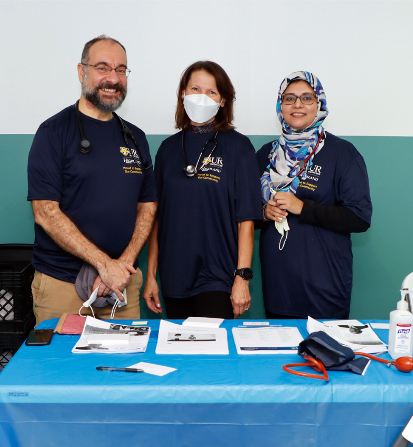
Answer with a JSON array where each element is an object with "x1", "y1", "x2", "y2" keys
[{"x1": 234, "y1": 268, "x2": 253, "y2": 280}]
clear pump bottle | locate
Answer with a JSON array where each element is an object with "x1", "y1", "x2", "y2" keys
[{"x1": 388, "y1": 291, "x2": 413, "y2": 360}]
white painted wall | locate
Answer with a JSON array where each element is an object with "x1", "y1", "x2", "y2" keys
[{"x1": 1, "y1": 0, "x2": 412, "y2": 136}]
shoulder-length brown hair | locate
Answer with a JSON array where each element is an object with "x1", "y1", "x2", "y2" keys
[{"x1": 175, "y1": 61, "x2": 236, "y2": 131}]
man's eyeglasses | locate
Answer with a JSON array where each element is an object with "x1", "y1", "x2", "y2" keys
[
  {"x1": 82, "y1": 63, "x2": 131, "y2": 78},
  {"x1": 281, "y1": 93, "x2": 317, "y2": 105}
]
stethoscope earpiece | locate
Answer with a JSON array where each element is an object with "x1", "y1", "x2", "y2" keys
[{"x1": 79, "y1": 139, "x2": 91, "y2": 154}]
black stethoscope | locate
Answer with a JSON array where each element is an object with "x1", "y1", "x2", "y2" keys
[
  {"x1": 182, "y1": 130, "x2": 219, "y2": 177},
  {"x1": 75, "y1": 100, "x2": 152, "y2": 170}
]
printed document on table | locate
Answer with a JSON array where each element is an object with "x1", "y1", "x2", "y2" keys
[
  {"x1": 155, "y1": 320, "x2": 229, "y2": 354},
  {"x1": 72, "y1": 316, "x2": 150, "y2": 353},
  {"x1": 232, "y1": 326, "x2": 304, "y2": 354},
  {"x1": 307, "y1": 317, "x2": 387, "y2": 354}
]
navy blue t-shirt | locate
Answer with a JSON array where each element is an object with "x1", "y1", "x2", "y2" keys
[
  {"x1": 256, "y1": 132, "x2": 372, "y2": 319},
  {"x1": 27, "y1": 105, "x2": 157, "y2": 283},
  {"x1": 156, "y1": 130, "x2": 262, "y2": 298}
]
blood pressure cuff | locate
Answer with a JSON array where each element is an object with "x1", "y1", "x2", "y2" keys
[
  {"x1": 75, "y1": 263, "x2": 117, "y2": 307},
  {"x1": 298, "y1": 331, "x2": 370, "y2": 375}
]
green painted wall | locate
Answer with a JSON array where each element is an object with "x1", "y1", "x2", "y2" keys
[{"x1": 1, "y1": 134, "x2": 411, "y2": 320}]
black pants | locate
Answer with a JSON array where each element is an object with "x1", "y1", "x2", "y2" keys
[
  {"x1": 265, "y1": 309, "x2": 349, "y2": 320},
  {"x1": 163, "y1": 291, "x2": 234, "y2": 319}
]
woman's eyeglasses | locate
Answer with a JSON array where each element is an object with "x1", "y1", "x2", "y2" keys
[{"x1": 281, "y1": 93, "x2": 317, "y2": 105}]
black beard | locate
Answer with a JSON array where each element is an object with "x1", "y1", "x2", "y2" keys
[{"x1": 82, "y1": 80, "x2": 127, "y2": 113}]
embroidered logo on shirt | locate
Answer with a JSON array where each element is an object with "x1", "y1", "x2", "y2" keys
[
  {"x1": 305, "y1": 164, "x2": 322, "y2": 182},
  {"x1": 308, "y1": 165, "x2": 322, "y2": 176},
  {"x1": 120, "y1": 147, "x2": 142, "y2": 173},
  {"x1": 199, "y1": 156, "x2": 223, "y2": 173},
  {"x1": 298, "y1": 165, "x2": 321, "y2": 191}
]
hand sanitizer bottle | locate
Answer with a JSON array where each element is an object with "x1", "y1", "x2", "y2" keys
[{"x1": 388, "y1": 291, "x2": 413, "y2": 360}]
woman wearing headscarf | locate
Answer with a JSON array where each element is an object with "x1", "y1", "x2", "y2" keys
[
  {"x1": 143, "y1": 61, "x2": 262, "y2": 319},
  {"x1": 256, "y1": 71, "x2": 372, "y2": 320}
]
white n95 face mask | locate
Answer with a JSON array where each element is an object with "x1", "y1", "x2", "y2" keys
[{"x1": 183, "y1": 93, "x2": 221, "y2": 124}]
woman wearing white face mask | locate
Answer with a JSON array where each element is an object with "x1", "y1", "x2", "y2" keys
[
  {"x1": 257, "y1": 71, "x2": 372, "y2": 320},
  {"x1": 143, "y1": 61, "x2": 262, "y2": 319}
]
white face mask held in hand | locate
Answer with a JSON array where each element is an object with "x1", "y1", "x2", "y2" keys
[
  {"x1": 183, "y1": 93, "x2": 221, "y2": 124},
  {"x1": 275, "y1": 218, "x2": 290, "y2": 251},
  {"x1": 76, "y1": 263, "x2": 127, "y2": 319}
]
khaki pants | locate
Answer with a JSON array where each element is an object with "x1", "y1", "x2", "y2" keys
[{"x1": 32, "y1": 269, "x2": 142, "y2": 325}]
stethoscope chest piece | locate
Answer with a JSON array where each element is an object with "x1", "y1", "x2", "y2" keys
[
  {"x1": 79, "y1": 139, "x2": 91, "y2": 154},
  {"x1": 184, "y1": 165, "x2": 197, "y2": 177}
]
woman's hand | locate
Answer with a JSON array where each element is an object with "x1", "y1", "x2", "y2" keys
[
  {"x1": 142, "y1": 276, "x2": 162, "y2": 314},
  {"x1": 230, "y1": 276, "x2": 251, "y2": 319},
  {"x1": 264, "y1": 199, "x2": 288, "y2": 222},
  {"x1": 273, "y1": 191, "x2": 304, "y2": 215}
]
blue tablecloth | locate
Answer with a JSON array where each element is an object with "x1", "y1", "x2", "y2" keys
[{"x1": 0, "y1": 319, "x2": 410, "y2": 447}]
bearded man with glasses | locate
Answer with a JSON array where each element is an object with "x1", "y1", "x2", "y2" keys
[{"x1": 27, "y1": 35, "x2": 157, "y2": 324}]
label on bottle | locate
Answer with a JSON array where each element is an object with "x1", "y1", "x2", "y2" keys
[{"x1": 395, "y1": 323, "x2": 413, "y2": 354}]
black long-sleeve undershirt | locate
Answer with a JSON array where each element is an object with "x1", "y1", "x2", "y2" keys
[{"x1": 298, "y1": 200, "x2": 370, "y2": 233}]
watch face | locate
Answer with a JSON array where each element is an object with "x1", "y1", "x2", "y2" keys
[
  {"x1": 237, "y1": 268, "x2": 253, "y2": 280},
  {"x1": 243, "y1": 268, "x2": 253, "y2": 280}
]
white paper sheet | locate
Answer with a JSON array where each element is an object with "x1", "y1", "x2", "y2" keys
[
  {"x1": 72, "y1": 316, "x2": 151, "y2": 353},
  {"x1": 232, "y1": 326, "x2": 303, "y2": 354},
  {"x1": 307, "y1": 317, "x2": 387, "y2": 354},
  {"x1": 242, "y1": 321, "x2": 270, "y2": 326},
  {"x1": 155, "y1": 320, "x2": 229, "y2": 355},
  {"x1": 129, "y1": 362, "x2": 177, "y2": 376},
  {"x1": 182, "y1": 317, "x2": 224, "y2": 328},
  {"x1": 370, "y1": 323, "x2": 390, "y2": 330}
]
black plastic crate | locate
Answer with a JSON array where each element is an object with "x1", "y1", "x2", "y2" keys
[
  {"x1": 0, "y1": 327, "x2": 33, "y2": 372},
  {"x1": 0, "y1": 244, "x2": 35, "y2": 332}
]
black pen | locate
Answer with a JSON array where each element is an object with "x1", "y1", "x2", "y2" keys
[{"x1": 96, "y1": 367, "x2": 144, "y2": 373}]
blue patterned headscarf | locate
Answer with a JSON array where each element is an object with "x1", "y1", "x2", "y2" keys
[{"x1": 261, "y1": 71, "x2": 328, "y2": 203}]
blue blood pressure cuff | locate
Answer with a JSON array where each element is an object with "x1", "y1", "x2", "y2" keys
[{"x1": 298, "y1": 331, "x2": 370, "y2": 375}]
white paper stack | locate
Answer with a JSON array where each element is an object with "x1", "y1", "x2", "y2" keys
[
  {"x1": 155, "y1": 320, "x2": 229, "y2": 355},
  {"x1": 232, "y1": 326, "x2": 304, "y2": 354},
  {"x1": 72, "y1": 317, "x2": 150, "y2": 353}
]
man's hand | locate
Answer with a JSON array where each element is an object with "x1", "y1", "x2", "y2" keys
[{"x1": 94, "y1": 259, "x2": 136, "y2": 301}]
